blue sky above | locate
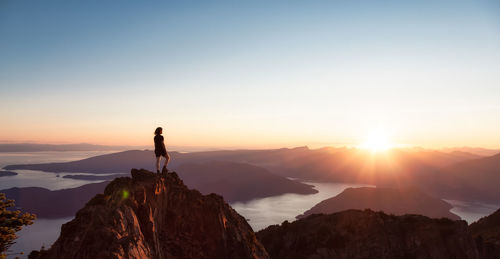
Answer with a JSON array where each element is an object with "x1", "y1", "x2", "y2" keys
[{"x1": 1, "y1": 0, "x2": 500, "y2": 148}]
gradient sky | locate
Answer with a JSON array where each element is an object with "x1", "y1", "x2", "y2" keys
[{"x1": 1, "y1": 0, "x2": 500, "y2": 149}]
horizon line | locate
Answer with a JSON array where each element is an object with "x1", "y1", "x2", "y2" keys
[{"x1": 1, "y1": 141, "x2": 500, "y2": 152}]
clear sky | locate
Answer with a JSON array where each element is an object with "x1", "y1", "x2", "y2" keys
[{"x1": 1, "y1": 0, "x2": 500, "y2": 149}]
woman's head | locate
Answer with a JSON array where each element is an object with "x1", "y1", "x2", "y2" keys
[{"x1": 154, "y1": 127, "x2": 163, "y2": 135}]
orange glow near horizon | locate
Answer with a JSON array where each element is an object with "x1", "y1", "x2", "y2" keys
[
  {"x1": 1, "y1": 121, "x2": 500, "y2": 150},
  {"x1": 2, "y1": 1, "x2": 500, "y2": 152}
]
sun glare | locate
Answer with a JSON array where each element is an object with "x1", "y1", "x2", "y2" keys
[{"x1": 359, "y1": 128, "x2": 393, "y2": 152}]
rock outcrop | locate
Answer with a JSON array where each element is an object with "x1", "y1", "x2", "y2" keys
[
  {"x1": 258, "y1": 209, "x2": 479, "y2": 259},
  {"x1": 470, "y1": 208, "x2": 500, "y2": 259},
  {"x1": 31, "y1": 169, "x2": 269, "y2": 259}
]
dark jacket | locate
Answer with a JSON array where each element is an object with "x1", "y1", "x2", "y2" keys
[{"x1": 154, "y1": 135, "x2": 167, "y2": 156}]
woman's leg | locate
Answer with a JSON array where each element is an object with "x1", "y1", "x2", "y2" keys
[
  {"x1": 156, "y1": 156, "x2": 161, "y2": 172},
  {"x1": 162, "y1": 153, "x2": 170, "y2": 169}
]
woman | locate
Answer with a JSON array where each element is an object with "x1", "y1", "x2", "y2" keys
[{"x1": 154, "y1": 127, "x2": 170, "y2": 173}]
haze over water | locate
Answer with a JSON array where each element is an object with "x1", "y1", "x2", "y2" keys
[{"x1": 2, "y1": 151, "x2": 497, "y2": 258}]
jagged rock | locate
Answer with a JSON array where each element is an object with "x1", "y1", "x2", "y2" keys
[
  {"x1": 470, "y1": 208, "x2": 500, "y2": 259},
  {"x1": 257, "y1": 209, "x2": 480, "y2": 259},
  {"x1": 31, "y1": 169, "x2": 269, "y2": 259}
]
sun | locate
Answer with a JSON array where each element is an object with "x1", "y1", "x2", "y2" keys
[{"x1": 359, "y1": 128, "x2": 393, "y2": 152}]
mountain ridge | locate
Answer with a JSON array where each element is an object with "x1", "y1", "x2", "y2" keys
[
  {"x1": 30, "y1": 169, "x2": 269, "y2": 259},
  {"x1": 7, "y1": 147, "x2": 494, "y2": 203},
  {"x1": 259, "y1": 209, "x2": 480, "y2": 259},
  {"x1": 297, "y1": 187, "x2": 461, "y2": 220}
]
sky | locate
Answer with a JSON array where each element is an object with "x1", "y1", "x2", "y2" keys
[{"x1": 1, "y1": 0, "x2": 500, "y2": 149}]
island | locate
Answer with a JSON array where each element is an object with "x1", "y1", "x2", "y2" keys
[
  {"x1": 0, "y1": 170, "x2": 18, "y2": 177},
  {"x1": 297, "y1": 187, "x2": 460, "y2": 220},
  {"x1": 62, "y1": 173, "x2": 128, "y2": 181},
  {"x1": 1, "y1": 181, "x2": 109, "y2": 218},
  {"x1": 176, "y1": 161, "x2": 317, "y2": 202}
]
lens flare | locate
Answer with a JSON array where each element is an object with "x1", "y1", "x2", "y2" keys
[{"x1": 359, "y1": 127, "x2": 393, "y2": 152}]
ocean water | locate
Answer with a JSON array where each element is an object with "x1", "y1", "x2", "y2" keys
[
  {"x1": 1, "y1": 151, "x2": 115, "y2": 258},
  {"x1": 0, "y1": 151, "x2": 116, "y2": 169},
  {"x1": 7, "y1": 217, "x2": 73, "y2": 258},
  {"x1": 0, "y1": 151, "x2": 124, "y2": 191},
  {"x1": 1, "y1": 151, "x2": 498, "y2": 258},
  {"x1": 446, "y1": 199, "x2": 499, "y2": 223},
  {"x1": 231, "y1": 181, "x2": 373, "y2": 231}
]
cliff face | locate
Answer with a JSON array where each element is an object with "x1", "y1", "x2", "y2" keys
[
  {"x1": 470, "y1": 208, "x2": 500, "y2": 259},
  {"x1": 258, "y1": 209, "x2": 479, "y2": 259},
  {"x1": 33, "y1": 169, "x2": 269, "y2": 259}
]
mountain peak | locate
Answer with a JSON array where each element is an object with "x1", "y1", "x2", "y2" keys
[
  {"x1": 31, "y1": 169, "x2": 268, "y2": 259},
  {"x1": 258, "y1": 209, "x2": 479, "y2": 259}
]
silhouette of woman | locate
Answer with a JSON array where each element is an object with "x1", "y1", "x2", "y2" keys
[{"x1": 154, "y1": 127, "x2": 170, "y2": 173}]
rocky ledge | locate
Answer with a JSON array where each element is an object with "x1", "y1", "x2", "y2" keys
[
  {"x1": 258, "y1": 209, "x2": 479, "y2": 259},
  {"x1": 30, "y1": 169, "x2": 268, "y2": 259}
]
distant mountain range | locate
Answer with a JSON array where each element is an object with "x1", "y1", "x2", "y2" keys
[
  {"x1": 0, "y1": 143, "x2": 147, "y2": 152},
  {"x1": 433, "y1": 153, "x2": 500, "y2": 202},
  {"x1": 4, "y1": 146, "x2": 500, "y2": 204},
  {"x1": 441, "y1": 147, "x2": 500, "y2": 157},
  {"x1": 0, "y1": 143, "x2": 242, "y2": 152}
]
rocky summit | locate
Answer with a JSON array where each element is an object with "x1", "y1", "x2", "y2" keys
[
  {"x1": 257, "y1": 209, "x2": 480, "y2": 259},
  {"x1": 30, "y1": 169, "x2": 268, "y2": 259}
]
